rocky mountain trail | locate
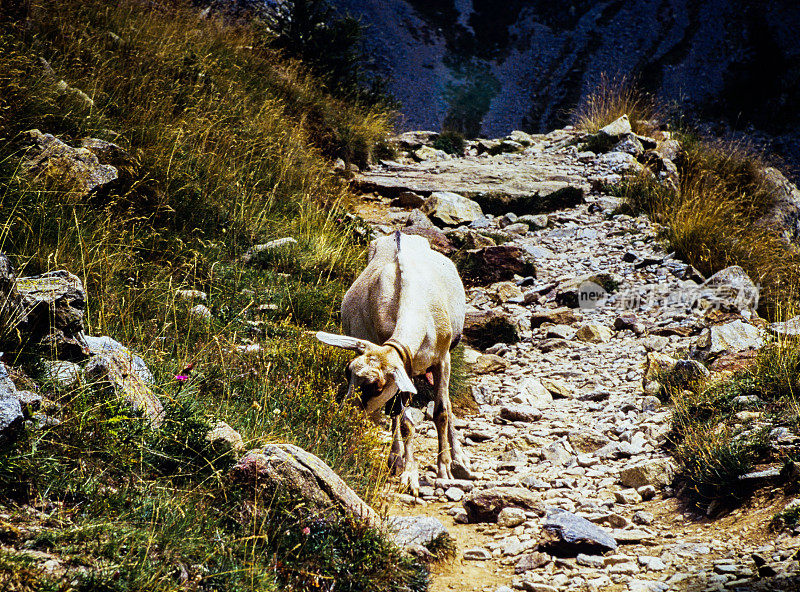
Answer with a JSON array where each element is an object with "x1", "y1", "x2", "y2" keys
[{"x1": 350, "y1": 128, "x2": 800, "y2": 591}]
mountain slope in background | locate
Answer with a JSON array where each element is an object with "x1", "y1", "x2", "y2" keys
[{"x1": 334, "y1": 0, "x2": 800, "y2": 172}]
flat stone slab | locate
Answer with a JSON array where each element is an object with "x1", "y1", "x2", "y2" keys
[
  {"x1": 354, "y1": 156, "x2": 585, "y2": 215},
  {"x1": 541, "y1": 508, "x2": 617, "y2": 555}
]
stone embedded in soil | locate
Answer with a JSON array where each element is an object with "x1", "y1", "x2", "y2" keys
[
  {"x1": 497, "y1": 507, "x2": 526, "y2": 527},
  {"x1": 499, "y1": 405, "x2": 543, "y2": 423},
  {"x1": 619, "y1": 458, "x2": 676, "y2": 488},
  {"x1": 389, "y1": 515, "x2": 448, "y2": 548}
]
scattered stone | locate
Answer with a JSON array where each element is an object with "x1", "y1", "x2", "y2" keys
[
  {"x1": 499, "y1": 405, "x2": 543, "y2": 423},
  {"x1": 463, "y1": 548, "x2": 492, "y2": 561},
  {"x1": 497, "y1": 507, "x2": 527, "y2": 528},
  {"x1": 472, "y1": 354, "x2": 509, "y2": 374},
  {"x1": 42, "y1": 360, "x2": 81, "y2": 387},
  {"x1": 692, "y1": 320, "x2": 763, "y2": 360},
  {"x1": 176, "y1": 289, "x2": 207, "y2": 302},
  {"x1": 13, "y1": 270, "x2": 88, "y2": 360},
  {"x1": 190, "y1": 304, "x2": 213, "y2": 322},
  {"x1": 576, "y1": 323, "x2": 613, "y2": 343},
  {"x1": 619, "y1": 458, "x2": 676, "y2": 488},
  {"x1": 515, "y1": 551, "x2": 551, "y2": 572},
  {"x1": 531, "y1": 307, "x2": 578, "y2": 328},
  {"x1": 241, "y1": 237, "x2": 298, "y2": 265},
  {"x1": 445, "y1": 487, "x2": 465, "y2": 502},
  {"x1": 0, "y1": 366, "x2": 23, "y2": 444},
  {"x1": 83, "y1": 335, "x2": 153, "y2": 384}
]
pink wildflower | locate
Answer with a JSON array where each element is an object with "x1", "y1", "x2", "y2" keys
[
  {"x1": 174, "y1": 374, "x2": 189, "y2": 382},
  {"x1": 302, "y1": 527, "x2": 311, "y2": 536}
]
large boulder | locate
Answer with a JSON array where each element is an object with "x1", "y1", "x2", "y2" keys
[
  {"x1": 22, "y1": 130, "x2": 118, "y2": 198},
  {"x1": 230, "y1": 443, "x2": 379, "y2": 527},
  {"x1": 691, "y1": 320, "x2": 763, "y2": 361},
  {"x1": 85, "y1": 352, "x2": 163, "y2": 425},
  {"x1": 463, "y1": 486, "x2": 541, "y2": 523},
  {"x1": 15, "y1": 270, "x2": 88, "y2": 360},
  {"x1": 463, "y1": 309, "x2": 521, "y2": 349},
  {"x1": 459, "y1": 245, "x2": 536, "y2": 286},
  {"x1": 421, "y1": 191, "x2": 483, "y2": 226},
  {"x1": 697, "y1": 266, "x2": 759, "y2": 312},
  {"x1": 759, "y1": 167, "x2": 800, "y2": 245}
]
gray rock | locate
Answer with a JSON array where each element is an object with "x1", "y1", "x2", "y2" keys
[
  {"x1": 22, "y1": 130, "x2": 117, "y2": 198},
  {"x1": 530, "y1": 307, "x2": 579, "y2": 328},
  {"x1": 459, "y1": 245, "x2": 537, "y2": 286},
  {"x1": 463, "y1": 547, "x2": 491, "y2": 561},
  {"x1": 0, "y1": 365, "x2": 23, "y2": 444},
  {"x1": 770, "y1": 315, "x2": 800, "y2": 337},
  {"x1": 190, "y1": 304, "x2": 213, "y2": 322},
  {"x1": 445, "y1": 486, "x2": 465, "y2": 501},
  {"x1": 205, "y1": 420, "x2": 245, "y2": 456},
  {"x1": 392, "y1": 130, "x2": 439, "y2": 150},
  {"x1": 500, "y1": 405, "x2": 543, "y2": 422},
  {"x1": 391, "y1": 191, "x2": 426, "y2": 208},
  {"x1": 230, "y1": 443, "x2": 379, "y2": 527},
  {"x1": 699, "y1": 265, "x2": 759, "y2": 311},
  {"x1": 175, "y1": 289, "x2": 207, "y2": 302},
  {"x1": 85, "y1": 352, "x2": 163, "y2": 425},
  {"x1": 421, "y1": 191, "x2": 483, "y2": 226},
  {"x1": 389, "y1": 515, "x2": 448, "y2": 548},
  {"x1": 83, "y1": 335, "x2": 153, "y2": 384},
  {"x1": 541, "y1": 508, "x2": 617, "y2": 555},
  {"x1": 463, "y1": 486, "x2": 541, "y2": 523}
]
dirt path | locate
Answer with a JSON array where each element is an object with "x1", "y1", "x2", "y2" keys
[{"x1": 355, "y1": 131, "x2": 800, "y2": 592}]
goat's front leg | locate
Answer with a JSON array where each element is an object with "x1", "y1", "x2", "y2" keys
[
  {"x1": 398, "y1": 409, "x2": 419, "y2": 496},
  {"x1": 388, "y1": 415, "x2": 405, "y2": 475}
]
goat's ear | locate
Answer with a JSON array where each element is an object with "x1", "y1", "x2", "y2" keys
[
  {"x1": 315, "y1": 331, "x2": 369, "y2": 353},
  {"x1": 392, "y1": 367, "x2": 417, "y2": 395}
]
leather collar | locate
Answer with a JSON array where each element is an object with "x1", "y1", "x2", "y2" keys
[{"x1": 384, "y1": 338, "x2": 413, "y2": 377}]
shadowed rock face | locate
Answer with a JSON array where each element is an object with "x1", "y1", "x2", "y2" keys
[{"x1": 332, "y1": 0, "x2": 800, "y2": 176}]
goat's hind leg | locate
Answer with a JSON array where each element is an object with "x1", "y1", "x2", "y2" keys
[{"x1": 432, "y1": 355, "x2": 455, "y2": 479}]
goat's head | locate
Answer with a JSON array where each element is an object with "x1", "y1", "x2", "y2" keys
[{"x1": 315, "y1": 331, "x2": 416, "y2": 416}]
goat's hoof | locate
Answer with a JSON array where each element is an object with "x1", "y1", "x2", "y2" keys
[
  {"x1": 451, "y1": 459, "x2": 475, "y2": 480},
  {"x1": 400, "y1": 468, "x2": 419, "y2": 497}
]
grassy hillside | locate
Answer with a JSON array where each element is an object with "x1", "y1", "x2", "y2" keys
[{"x1": 0, "y1": 1, "x2": 431, "y2": 590}]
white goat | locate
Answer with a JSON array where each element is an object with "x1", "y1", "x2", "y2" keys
[{"x1": 316, "y1": 231, "x2": 470, "y2": 494}]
